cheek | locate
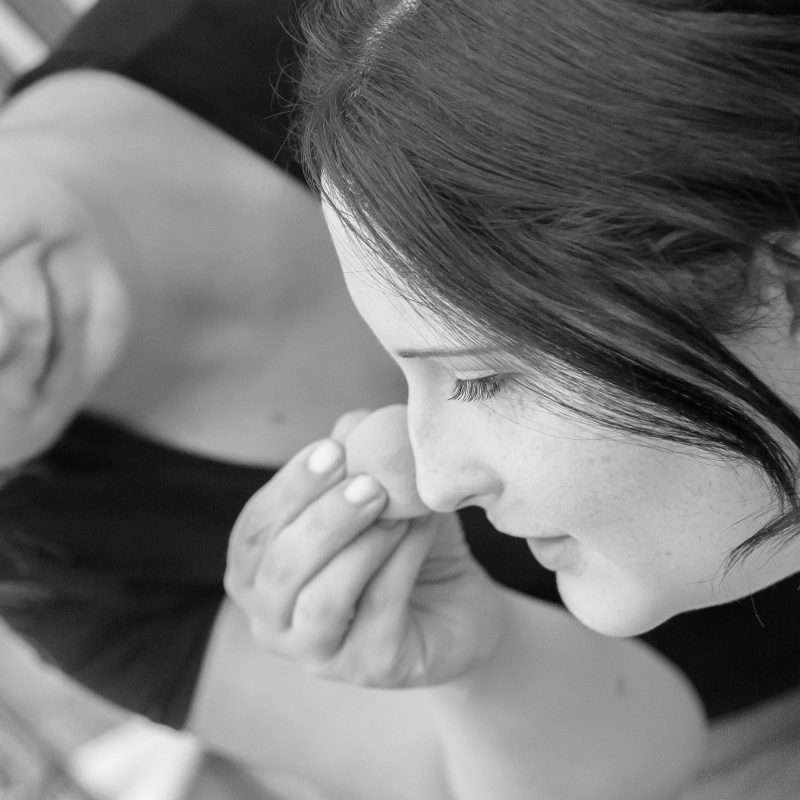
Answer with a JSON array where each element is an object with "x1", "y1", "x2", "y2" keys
[
  {"x1": 495, "y1": 427, "x2": 670, "y2": 530},
  {"x1": 501, "y1": 420, "x2": 772, "y2": 556},
  {"x1": 485, "y1": 407, "x2": 782, "y2": 631},
  {"x1": 571, "y1": 454, "x2": 775, "y2": 603}
]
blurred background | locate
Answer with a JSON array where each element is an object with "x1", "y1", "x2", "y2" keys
[
  {"x1": 0, "y1": 3, "x2": 291, "y2": 798},
  {"x1": 0, "y1": 0, "x2": 93, "y2": 87}
]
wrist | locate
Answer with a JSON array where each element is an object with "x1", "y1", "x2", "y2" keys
[{"x1": 430, "y1": 587, "x2": 528, "y2": 701}]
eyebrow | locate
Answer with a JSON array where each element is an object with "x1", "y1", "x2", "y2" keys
[{"x1": 394, "y1": 345, "x2": 501, "y2": 359}]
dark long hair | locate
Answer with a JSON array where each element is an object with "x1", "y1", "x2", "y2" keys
[{"x1": 298, "y1": 0, "x2": 800, "y2": 562}]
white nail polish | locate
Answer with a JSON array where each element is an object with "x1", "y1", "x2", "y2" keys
[
  {"x1": 307, "y1": 440, "x2": 343, "y2": 474},
  {"x1": 344, "y1": 474, "x2": 382, "y2": 504}
]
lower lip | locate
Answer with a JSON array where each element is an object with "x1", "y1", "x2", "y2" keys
[{"x1": 526, "y1": 535, "x2": 577, "y2": 571}]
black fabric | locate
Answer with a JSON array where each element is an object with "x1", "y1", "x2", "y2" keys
[
  {"x1": 3, "y1": 0, "x2": 799, "y2": 729},
  {"x1": 0, "y1": 0, "x2": 306, "y2": 727},
  {"x1": 10, "y1": 0, "x2": 306, "y2": 183},
  {"x1": 3, "y1": 411, "x2": 799, "y2": 726},
  {"x1": 0, "y1": 414, "x2": 276, "y2": 728},
  {"x1": 640, "y1": 574, "x2": 800, "y2": 717}
]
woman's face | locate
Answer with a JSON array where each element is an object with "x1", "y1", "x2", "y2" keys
[
  {"x1": 324, "y1": 201, "x2": 800, "y2": 636},
  {"x1": 0, "y1": 155, "x2": 130, "y2": 469}
]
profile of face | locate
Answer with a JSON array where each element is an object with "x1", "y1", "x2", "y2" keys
[
  {"x1": 0, "y1": 152, "x2": 129, "y2": 470},
  {"x1": 323, "y1": 199, "x2": 800, "y2": 636}
]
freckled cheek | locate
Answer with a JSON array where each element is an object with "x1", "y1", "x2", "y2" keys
[
  {"x1": 559, "y1": 459, "x2": 762, "y2": 573},
  {"x1": 515, "y1": 455, "x2": 701, "y2": 563},
  {"x1": 510, "y1": 446, "x2": 643, "y2": 528}
]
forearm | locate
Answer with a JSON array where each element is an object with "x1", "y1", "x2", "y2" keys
[
  {"x1": 424, "y1": 589, "x2": 707, "y2": 800},
  {"x1": 187, "y1": 599, "x2": 451, "y2": 800}
]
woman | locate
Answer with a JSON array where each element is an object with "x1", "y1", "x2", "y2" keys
[
  {"x1": 2, "y1": 0, "x2": 774, "y2": 737},
  {"x1": 225, "y1": 1, "x2": 800, "y2": 798}
]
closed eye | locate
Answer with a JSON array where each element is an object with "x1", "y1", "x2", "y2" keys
[{"x1": 448, "y1": 374, "x2": 508, "y2": 403}]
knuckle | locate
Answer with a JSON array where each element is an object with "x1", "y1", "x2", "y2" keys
[
  {"x1": 307, "y1": 496, "x2": 350, "y2": 535},
  {"x1": 230, "y1": 505, "x2": 280, "y2": 550},
  {"x1": 225, "y1": 541, "x2": 261, "y2": 584},
  {"x1": 254, "y1": 545, "x2": 296, "y2": 588},
  {"x1": 293, "y1": 586, "x2": 350, "y2": 629}
]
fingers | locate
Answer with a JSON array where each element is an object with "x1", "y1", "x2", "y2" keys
[
  {"x1": 346, "y1": 521, "x2": 438, "y2": 679},
  {"x1": 227, "y1": 443, "x2": 402, "y2": 657},
  {"x1": 229, "y1": 438, "x2": 347, "y2": 559},
  {"x1": 226, "y1": 414, "x2": 468, "y2": 684},
  {"x1": 246, "y1": 473, "x2": 389, "y2": 632},
  {"x1": 255, "y1": 475, "x2": 387, "y2": 588},
  {"x1": 226, "y1": 440, "x2": 345, "y2": 599},
  {"x1": 288, "y1": 518, "x2": 410, "y2": 661}
]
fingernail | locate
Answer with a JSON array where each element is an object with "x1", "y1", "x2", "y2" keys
[
  {"x1": 307, "y1": 440, "x2": 343, "y2": 474},
  {"x1": 344, "y1": 474, "x2": 383, "y2": 505}
]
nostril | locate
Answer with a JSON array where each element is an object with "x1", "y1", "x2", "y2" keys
[
  {"x1": 415, "y1": 460, "x2": 499, "y2": 514},
  {"x1": 414, "y1": 472, "x2": 459, "y2": 514}
]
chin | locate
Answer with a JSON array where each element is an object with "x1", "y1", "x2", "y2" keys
[{"x1": 555, "y1": 571, "x2": 679, "y2": 637}]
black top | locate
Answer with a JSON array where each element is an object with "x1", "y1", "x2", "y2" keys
[
  {"x1": 0, "y1": 414, "x2": 274, "y2": 727},
  {"x1": 3, "y1": 0, "x2": 799, "y2": 728}
]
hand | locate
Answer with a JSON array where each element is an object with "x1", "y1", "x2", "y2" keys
[{"x1": 225, "y1": 436, "x2": 504, "y2": 688}]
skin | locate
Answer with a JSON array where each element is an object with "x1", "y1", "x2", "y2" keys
[
  {"x1": 2, "y1": 59, "x2": 787, "y2": 800},
  {"x1": 0, "y1": 147, "x2": 129, "y2": 469},
  {"x1": 0, "y1": 71, "x2": 404, "y2": 470},
  {"x1": 343, "y1": 404, "x2": 429, "y2": 518},
  {"x1": 224, "y1": 388, "x2": 706, "y2": 800},
  {"x1": 322, "y1": 198, "x2": 800, "y2": 637}
]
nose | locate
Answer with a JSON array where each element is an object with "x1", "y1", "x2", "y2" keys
[{"x1": 407, "y1": 398, "x2": 500, "y2": 513}]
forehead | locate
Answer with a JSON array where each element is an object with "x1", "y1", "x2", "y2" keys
[{"x1": 321, "y1": 196, "x2": 455, "y2": 351}]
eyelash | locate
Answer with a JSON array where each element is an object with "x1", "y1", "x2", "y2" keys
[{"x1": 448, "y1": 374, "x2": 508, "y2": 403}]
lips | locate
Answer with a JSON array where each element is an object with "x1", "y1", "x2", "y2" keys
[
  {"x1": 487, "y1": 512, "x2": 567, "y2": 541},
  {"x1": 525, "y1": 535, "x2": 577, "y2": 571},
  {"x1": 487, "y1": 513, "x2": 578, "y2": 571}
]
